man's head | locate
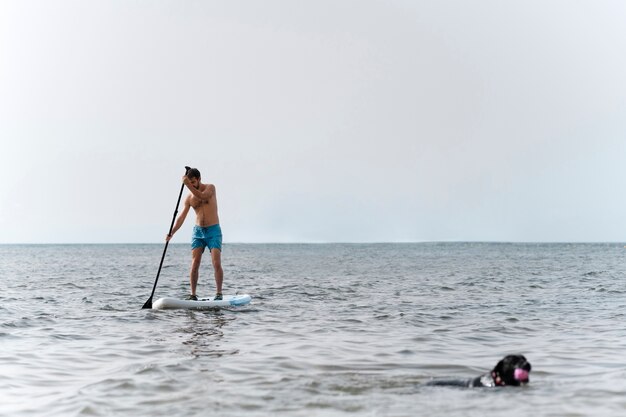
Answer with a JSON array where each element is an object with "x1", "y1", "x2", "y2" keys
[
  {"x1": 186, "y1": 168, "x2": 201, "y2": 189},
  {"x1": 187, "y1": 168, "x2": 201, "y2": 179}
]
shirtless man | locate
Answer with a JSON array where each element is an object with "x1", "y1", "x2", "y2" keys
[{"x1": 166, "y1": 168, "x2": 223, "y2": 301}]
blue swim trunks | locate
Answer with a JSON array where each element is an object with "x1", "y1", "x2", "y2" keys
[{"x1": 191, "y1": 224, "x2": 222, "y2": 251}]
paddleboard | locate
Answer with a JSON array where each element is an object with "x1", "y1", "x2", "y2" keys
[{"x1": 152, "y1": 294, "x2": 251, "y2": 310}]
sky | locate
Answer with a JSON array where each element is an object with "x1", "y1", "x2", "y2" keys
[{"x1": 1, "y1": 0, "x2": 625, "y2": 244}]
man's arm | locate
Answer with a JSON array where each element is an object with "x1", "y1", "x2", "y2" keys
[
  {"x1": 184, "y1": 178, "x2": 215, "y2": 201},
  {"x1": 166, "y1": 196, "x2": 191, "y2": 241}
]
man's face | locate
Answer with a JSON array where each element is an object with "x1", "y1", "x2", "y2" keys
[{"x1": 189, "y1": 177, "x2": 200, "y2": 189}]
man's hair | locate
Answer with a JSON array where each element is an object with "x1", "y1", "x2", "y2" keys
[{"x1": 187, "y1": 168, "x2": 201, "y2": 179}]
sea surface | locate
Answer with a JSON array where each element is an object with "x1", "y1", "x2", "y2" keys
[{"x1": 2, "y1": 243, "x2": 626, "y2": 417}]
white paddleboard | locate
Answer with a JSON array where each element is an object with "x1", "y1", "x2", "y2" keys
[{"x1": 152, "y1": 294, "x2": 251, "y2": 310}]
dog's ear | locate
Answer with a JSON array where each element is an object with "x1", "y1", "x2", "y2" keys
[
  {"x1": 491, "y1": 359, "x2": 505, "y2": 386},
  {"x1": 492, "y1": 358, "x2": 505, "y2": 375}
]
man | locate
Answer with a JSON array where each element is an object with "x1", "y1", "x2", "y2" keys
[{"x1": 166, "y1": 168, "x2": 223, "y2": 301}]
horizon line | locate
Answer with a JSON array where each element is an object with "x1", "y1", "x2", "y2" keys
[{"x1": 1, "y1": 240, "x2": 624, "y2": 245}]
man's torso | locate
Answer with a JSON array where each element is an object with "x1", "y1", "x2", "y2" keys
[{"x1": 189, "y1": 183, "x2": 219, "y2": 227}]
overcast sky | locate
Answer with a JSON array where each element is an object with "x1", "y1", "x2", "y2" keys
[{"x1": 1, "y1": 0, "x2": 625, "y2": 244}]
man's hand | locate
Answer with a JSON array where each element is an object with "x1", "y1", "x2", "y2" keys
[
  {"x1": 165, "y1": 233, "x2": 173, "y2": 242},
  {"x1": 182, "y1": 175, "x2": 191, "y2": 186}
]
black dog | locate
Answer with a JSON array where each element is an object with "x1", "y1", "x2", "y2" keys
[{"x1": 426, "y1": 354, "x2": 531, "y2": 387}]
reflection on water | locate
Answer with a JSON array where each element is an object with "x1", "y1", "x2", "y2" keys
[{"x1": 179, "y1": 311, "x2": 239, "y2": 358}]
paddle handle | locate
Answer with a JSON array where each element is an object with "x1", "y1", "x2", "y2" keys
[{"x1": 166, "y1": 166, "x2": 191, "y2": 236}]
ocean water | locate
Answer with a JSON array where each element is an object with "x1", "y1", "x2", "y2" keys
[{"x1": 1, "y1": 242, "x2": 626, "y2": 417}]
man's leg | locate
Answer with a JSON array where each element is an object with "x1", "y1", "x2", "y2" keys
[
  {"x1": 190, "y1": 247, "x2": 204, "y2": 296},
  {"x1": 211, "y1": 248, "x2": 223, "y2": 295}
]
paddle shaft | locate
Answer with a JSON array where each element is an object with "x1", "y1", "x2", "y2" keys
[{"x1": 142, "y1": 166, "x2": 190, "y2": 309}]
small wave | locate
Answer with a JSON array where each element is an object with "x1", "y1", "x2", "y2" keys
[
  {"x1": 61, "y1": 283, "x2": 86, "y2": 289},
  {"x1": 583, "y1": 271, "x2": 606, "y2": 277}
]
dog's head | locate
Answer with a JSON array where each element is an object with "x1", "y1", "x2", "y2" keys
[{"x1": 491, "y1": 354, "x2": 531, "y2": 386}]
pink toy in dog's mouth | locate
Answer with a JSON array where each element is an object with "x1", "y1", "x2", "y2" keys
[{"x1": 514, "y1": 368, "x2": 529, "y2": 383}]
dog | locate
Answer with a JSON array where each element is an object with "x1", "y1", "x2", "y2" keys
[{"x1": 426, "y1": 354, "x2": 531, "y2": 387}]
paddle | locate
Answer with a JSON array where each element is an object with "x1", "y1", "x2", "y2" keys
[{"x1": 142, "y1": 166, "x2": 191, "y2": 309}]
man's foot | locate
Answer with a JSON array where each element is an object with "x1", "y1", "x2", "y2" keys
[
  {"x1": 186, "y1": 294, "x2": 198, "y2": 301},
  {"x1": 214, "y1": 293, "x2": 223, "y2": 301}
]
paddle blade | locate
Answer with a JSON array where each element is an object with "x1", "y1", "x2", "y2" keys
[{"x1": 142, "y1": 298, "x2": 153, "y2": 309}]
